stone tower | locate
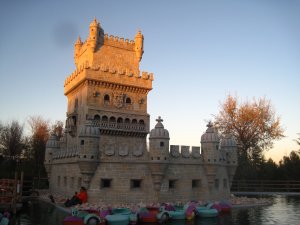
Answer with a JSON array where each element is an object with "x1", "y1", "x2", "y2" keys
[
  {"x1": 45, "y1": 19, "x2": 238, "y2": 204},
  {"x1": 62, "y1": 18, "x2": 154, "y2": 188}
]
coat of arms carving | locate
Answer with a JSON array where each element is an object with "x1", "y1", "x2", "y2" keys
[{"x1": 113, "y1": 92, "x2": 125, "y2": 108}]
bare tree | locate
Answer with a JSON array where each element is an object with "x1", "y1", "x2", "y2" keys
[
  {"x1": 214, "y1": 95, "x2": 284, "y2": 162},
  {"x1": 0, "y1": 120, "x2": 27, "y2": 159}
]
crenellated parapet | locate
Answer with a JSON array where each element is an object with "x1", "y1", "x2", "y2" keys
[
  {"x1": 64, "y1": 61, "x2": 153, "y2": 95},
  {"x1": 170, "y1": 145, "x2": 202, "y2": 159},
  {"x1": 104, "y1": 34, "x2": 135, "y2": 50}
]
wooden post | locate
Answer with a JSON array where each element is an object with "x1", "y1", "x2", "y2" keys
[
  {"x1": 13, "y1": 172, "x2": 17, "y2": 214},
  {"x1": 20, "y1": 171, "x2": 24, "y2": 197}
]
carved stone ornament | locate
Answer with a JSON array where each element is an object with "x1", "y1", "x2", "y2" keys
[
  {"x1": 113, "y1": 92, "x2": 124, "y2": 108},
  {"x1": 133, "y1": 144, "x2": 143, "y2": 157},
  {"x1": 104, "y1": 144, "x2": 115, "y2": 156},
  {"x1": 119, "y1": 145, "x2": 129, "y2": 156},
  {"x1": 181, "y1": 146, "x2": 190, "y2": 158},
  {"x1": 170, "y1": 146, "x2": 180, "y2": 158}
]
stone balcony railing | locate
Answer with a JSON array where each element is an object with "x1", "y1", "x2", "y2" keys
[{"x1": 92, "y1": 120, "x2": 146, "y2": 132}]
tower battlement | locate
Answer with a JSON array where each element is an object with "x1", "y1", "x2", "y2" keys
[{"x1": 104, "y1": 34, "x2": 135, "y2": 50}]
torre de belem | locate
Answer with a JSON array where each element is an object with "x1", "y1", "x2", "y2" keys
[{"x1": 45, "y1": 19, "x2": 238, "y2": 204}]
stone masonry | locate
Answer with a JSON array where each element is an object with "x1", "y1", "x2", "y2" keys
[{"x1": 45, "y1": 19, "x2": 238, "y2": 204}]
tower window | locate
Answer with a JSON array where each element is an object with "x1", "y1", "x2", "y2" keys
[
  {"x1": 131, "y1": 179, "x2": 142, "y2": 189},
  {"x1": 126, "y1": 97, "x2": 131, "y2": 104},
  {"x1": 75, "y1": 98, "x2": 78, "y2": 109},
  {"x1": 94, "y1": 115, "x2": 100, "y2": 120},
  {"x1": 104, "y1": 94, "x2": 110, "y2": 102},
  {"x1": 169, "y1": 180, "x2": 177, "y2": 189},
  {"x1": 81, "y1": 140, "x2": 84, "y2": 145},
  {"x1": 223, "y1": 178, "x2": 228, "y2": 189},
  {"x1": 132, "y1": 119, "x2": 137, "y2": 124},
  {"x1": 160, "y1": 142, "x2": 164, "y2": 147},
  {"x1": 101, "y1": 179, "x2": 112, "y2": 188},
  {"x1": 215, "y1": 179, "x2": 219, "y2": 189},
  {"x1": 102, "y1": 116, "x2": 108, "y2": 122},
  {"x1": 192, "y1": 179, "x2": 201, "y2": 188},
  {"x1": 125, "y1": 118, "x2": 130, "y2": 123},
  {"x1": 117, "y1": 117, "x2": 123, "y2": 123},
  {"x1": 139, "y1": 120, "x2": 145, "y2": 124}
]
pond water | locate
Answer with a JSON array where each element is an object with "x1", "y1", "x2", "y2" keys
[{"x1": 9, "y1": 195, "x2": 300, "y2": 225}]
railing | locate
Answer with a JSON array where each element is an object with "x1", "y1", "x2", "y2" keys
[
  {"x1": 231, "y1": 180, "x2": 300, "y2": 193},
  {"x1": 93, "y1": 121, "x2": 146, "y2": 132}
]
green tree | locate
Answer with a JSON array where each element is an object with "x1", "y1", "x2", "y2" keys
[
  {"x1": 278, "y1": 151, "x2": 300, "y2": 180},
  {"x1": 214, "y1": 95, "x2": 284, "y2": 179}
]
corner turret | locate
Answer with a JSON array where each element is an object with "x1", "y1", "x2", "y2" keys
[
  {"x1": 74, "y1": 36, "x2": 82, "y2": 67},
  {"x1": 134, "y1": 30, "x2": 144, "y2": 62},
  {"x1": 220, "y1": 134, "x2": 238, "y2": 185},
  {"x1": 201, "y1": 121, "x2": 220, "y2": 188},
  {"x1": 88, "y1": 18, "x2": 100, "y2": 52},
  {"x1": 77, "y1": 120, "x2": 100, "y2": 188},
  {"x1": 45, "y1": 134, "x2": 60, "y2": 181},
  {"x1": 149, "y1": 117, "x2": 170, "y2": 193}
]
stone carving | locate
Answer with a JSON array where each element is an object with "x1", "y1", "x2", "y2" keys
[
  {"x1": 133, "y1": 143, "x2": 143, "y2": 157},
  {"x1": 170, "y1": 145, "x2": 180, "y2": 158},
  {"x1": 181, "y1": 146, "x2": 190, "y2": 158},
  {"x1": 104, "y1": 143, "x2": 115, "y2": 156},
  {"x1": 119, "y1": 145, "x2": 129, "y2": 156},
  {"x1": 113, "y1": 92, "x2": 125, "y2": 108}
]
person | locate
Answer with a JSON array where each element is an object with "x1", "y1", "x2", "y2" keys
[{"x1": 64, "y1": 187, "x2": 88, "y2": 207}]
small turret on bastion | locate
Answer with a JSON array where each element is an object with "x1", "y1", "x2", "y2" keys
[{"x1": 45, "y1": 18, "x2": 238, "y2": 204}]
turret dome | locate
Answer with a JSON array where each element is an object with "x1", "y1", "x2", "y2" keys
[
  {"x1": 149, "y1": 116, "x2": 169, "y2": 139},
  {"x1": 90, "y1": 18, "x2": 99, "y2": 27},
  {"x1": 220, "y1": 133, "x2": 237, "y2": 147},
  {"x1": 79, "y1": 120, "x2": 100, "y2": 137},
  {"x1": 201, "y1": 121, "x2": 220, "y2": 143},
  {"x1": 46, "y1": 134, "x2": 60, "y2": 148}
]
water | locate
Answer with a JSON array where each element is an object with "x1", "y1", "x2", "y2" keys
[{"x1": 9, "y1": 195, "x2": 300, "y2": 225}]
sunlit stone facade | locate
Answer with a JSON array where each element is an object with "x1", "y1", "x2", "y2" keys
[{"x1": 45, "y1": 19, "x2": 238, "y2": 204}]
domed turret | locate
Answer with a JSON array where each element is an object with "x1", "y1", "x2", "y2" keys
[
  {"x1": 134, "y1": 30, "x2": 144, "y2": 62},
  {"x1": 220, "y1": 133, "x2": 237, "y2": 148},
  {"x1": 45, "y1": 134, "x2": 60, "y2": 179},
  {"x1": 74, "y1": 36, "x2": 82, "y2": 67},
  {"x1": 88, "y1": 18, "x2": 100, "y2": 52},
  {"x1": 149, "y1": 116, "x2": 170, "y2": 193},
  {"x1": 149, "y1": 117, "x2": 169, "y2": 139},
  {"x1": 201, "y1": 121, "x2": 220, "y2": 143},
  {"x1": 201, "y1": 121, "x2": 220, "y2": 163}
]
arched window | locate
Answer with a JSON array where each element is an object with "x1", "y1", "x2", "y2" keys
[
  {"x1": 126, "y1": 97, "x2": 131, "y2": 104},
  {"x1": 94, "y1": 114, "x2": 100, "y2": 121},
  {"x1": 139, "y1": 120, "x2": 144, "y2": 124},
  {"x1": 109, "y1": 117, "x2": 116, "y2": 123},
  {"x1": 125, "y1": 118, "x2": 130, "y2": 123},
  {"x1": 102, "y1": 116, "x2": 108, "y2": 122},
  {"x1": 132, "y1": 119, "x2": 137, "y2": 124},
  {"x1": 117, "y1": 117, "x2": 123, "y2": 123},
  {"x1": 104, "y1": 94, "x2": 110, "y2": 102}
]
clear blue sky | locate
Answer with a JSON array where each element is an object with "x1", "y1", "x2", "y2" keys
[{"x1": 0, "y1": 0, "x2": 299, "y2": 162}]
